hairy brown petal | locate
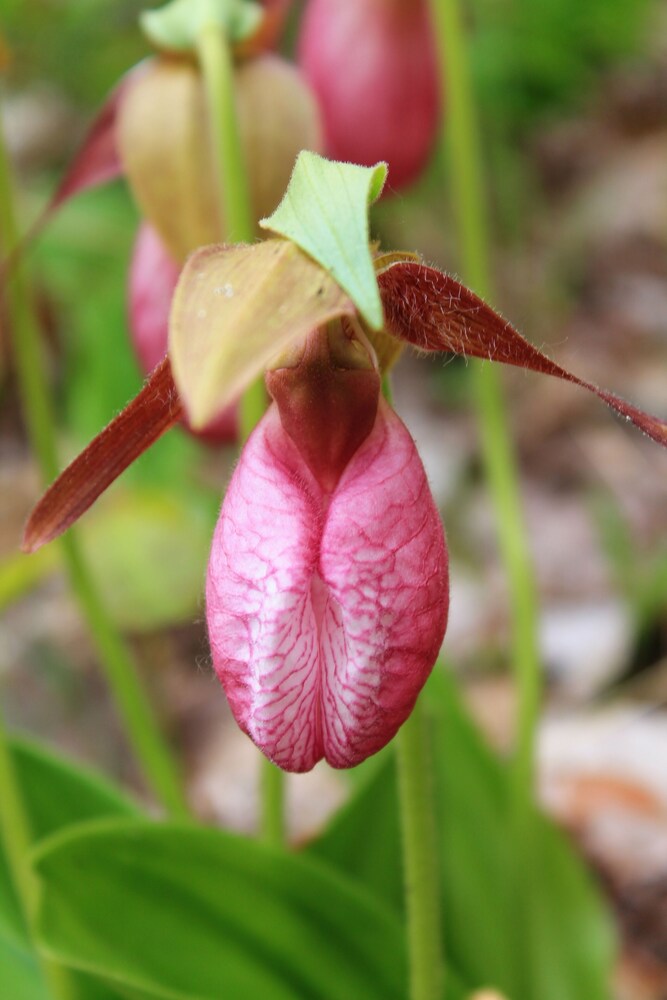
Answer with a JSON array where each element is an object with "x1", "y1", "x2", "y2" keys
[
  {"x1": 22, "y1": 358, "x2": 182, "y2": 553},
  {"x1": 379, "y1": 262, "x2": 667, "y2": 448}
]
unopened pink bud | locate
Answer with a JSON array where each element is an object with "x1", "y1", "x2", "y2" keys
[
  {"x1": 298, "y1": 0, "x2": 440, "y2": 191},
  {"x1": 128, "y1": 223, "x2": 237, "y2": 444},
  {"x1": 206, "y1": 398, "x2": 448, "y2": 771}
]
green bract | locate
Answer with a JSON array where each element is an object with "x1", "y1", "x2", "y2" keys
[
  {"x1": 140, "y1": 0, "x2": 262, "y2": 54},
  {"x1": 261, "y1": 151, "x2": 388, "y2": 330}
]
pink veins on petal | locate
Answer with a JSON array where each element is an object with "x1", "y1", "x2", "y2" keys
[{"x1": 206, "y1": 398, "x2": 448, "y2": 772}]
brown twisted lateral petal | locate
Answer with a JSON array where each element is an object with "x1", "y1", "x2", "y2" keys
[
  {"x1": 22, "y1": 357, "x2": 182, "y2": 553},
  {"x1": 378, "y1": 262, "x2": 667, "y2": 448}
]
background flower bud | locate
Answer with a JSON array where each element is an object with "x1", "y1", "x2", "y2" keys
[
  {"x1": 298, "y1": 0, "x2": 439, "y2": 191},
  {"x1": 207, "y1": 398, "x2": 448, "y2": 772},
  {"x1": 117, "y1": 54, "x2": 322, "y2": 260}
]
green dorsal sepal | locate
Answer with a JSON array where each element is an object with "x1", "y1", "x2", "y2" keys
[
  {"x1": 260, "y1": 152, "x2": 388, "y2": 331},
  {"x1": 140, "y1": 0, "x2": 262, "y2": 54}
]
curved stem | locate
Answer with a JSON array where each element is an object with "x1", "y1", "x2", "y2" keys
[
  {"x1": 396, "y1": 703, "x2": 443, "y2": 1000},
  {"x1": 196, "y1": 21, "x2": 254, "y2": 243},
  {"x1": 196, "y1": 23, "x2": 281, "y2": 845},
  {"x1": 428, "y1": 0, "x2": 541, "y2": 991},
  {"x1": 0, "y1": 706, "x2": 77, "y2": 1000},
  {"x1": 0, "y1": 103, "x2": 188, "y2": 819},
  {"x1": 428, "y1": 0, "x2": 541, "y2": 830},
  {"x1": 383, "y1": 379, "x2": 443, "y2": 999},
  {"x1": 260, "y1": 760, "x2": 286, "y2": 847}
]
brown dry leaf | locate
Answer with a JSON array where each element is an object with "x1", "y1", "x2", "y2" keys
[
  {"x1": 169, "y1": 239, "x2": 355, "y2": 428},
  {"x1": 378, "y1": 262, "x2": 667, "y2": 447}
]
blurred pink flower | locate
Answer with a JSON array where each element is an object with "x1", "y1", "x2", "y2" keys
[{"x1": 299, "y1": 0, "x2": 439, "y2": 190}]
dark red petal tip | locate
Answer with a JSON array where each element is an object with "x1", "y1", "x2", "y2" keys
[
  {"x1": 378, "y1": 262, "x2": 667, "y2": 448},
  {"x1": 22, "y1": 357, "x2": 182, "y2": 554}
]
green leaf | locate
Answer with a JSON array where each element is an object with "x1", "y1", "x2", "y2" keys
[
  {"x1": 10, "y1": 738, "x2": 141, "y2": 839},
  {"x1": 32, "y1": 820, "x2": 407, "y2": 1000},
  {"x1": 140, "y1": 0, "x2": 262, "y2": 54},
  {"x1": 308, "y1": 752, "x2": 403, "y2": 914},
  {"x1": 0, "y1": 738, "x2": 141, "y2": 999},
  {"x1": 0, "y1": 738, "x2": 140, "y2": 946},
  {"x1": 308, "y1": 667, "x2": 616, "y2": 999},
  {"x1": 0, "y1": 934, "x2": 48, "y2": 1000},
  {"x1": 260, "y1": 151, "x2": 387, "y2": 330}
]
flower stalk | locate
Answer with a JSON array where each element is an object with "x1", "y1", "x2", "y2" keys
[
  {"x1": 0, "y1": 103, "x2": 188, "y2": 819},
  {"x1": 196, "y1": 18, "x2": 280, "y2": 843},
  {"x1": 428, "y1": 0, "x2": 540, "y2": 990},
  {"x1": 428, "y1": 0, "x2": 541, "y2": 833},
  {"x1": 378, "y1": 373, "x2": 444, "y2": 1000},
  {"x1": 396, "y1": 701, "x2": 444, "y2": 1000},
  {"x1": 196, "y1": 20, "x2": 254, "y2": 243}
]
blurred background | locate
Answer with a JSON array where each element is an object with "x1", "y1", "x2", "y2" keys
[{"x1": 1, "y1": 2, "x2": 666, "y2": 996}]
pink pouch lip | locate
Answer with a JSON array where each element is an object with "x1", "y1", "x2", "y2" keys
[{"x1": 206, "y1": 398, "x2": 448, "y2": 772}]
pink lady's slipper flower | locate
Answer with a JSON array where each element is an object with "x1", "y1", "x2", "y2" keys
[
  {"x1": 298, "y1": 0, "x2": 439, "y2": 191},
  {"x1": 23, "y1": 154, "x2": 667, "y2": 772},
  {"x1": 207, "y1": 325, "x2": 448, "y2": 770}
]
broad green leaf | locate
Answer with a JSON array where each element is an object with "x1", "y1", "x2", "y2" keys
[
  {"x1": 140, "y1": 0, "x2": 262, "y2": 54},
  {"x1": 10, "y1": 738, "x2": 141, "y2": 839},
  {"x1": 169, "y1": 239, "x2": 355, "y2": 428},
  {"x1": 0, "y1": 935, "x2": 47, "y2": 1000},
  {"x1": 308, "y1": 753, "x2": 403, "y2": 914},
  {"x1": 260, "y1": 151, "x2": 387, "y2": 330},
  {"x1": 0, "y1": 738, "x2": 141, "y2": 1000},
  {"x1": 308, "y1": 667, "x2": 616, "y2": 1000},
  {"x1": 0, "y1": 738, "x2": 140, "y2": 943},
  {"x1": 32, "y1": 819, "x2": 407, "y2": 1000}
]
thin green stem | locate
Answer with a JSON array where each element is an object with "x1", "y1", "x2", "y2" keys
[
  {"x1": 0, "y1": 707, "x2": 76, "y2": 999},
  {"x1": 0, "y1": 104, "x2": 188, "y2": 819},
  {"x1": 383, "y1": 379, "x2": 443, "y2": 999},
  {"x1": 196, "y1": 23, "x2": 281, "y2": 845},
  {"x1": 196, "y1": 22, "x2": 254, "y2": 244},
  {"x1": 396, "y1": 702, "x2": 443, "y2": 1000},
  {"x1": 260, "y1": 761, "x2": 286, "y2": 847},
  {"x1": 428, "y1": 0, "x2": 541, "y2": 826},
  {"x1": 428, "y1": 0, "x2": 540, "y2": 991}
]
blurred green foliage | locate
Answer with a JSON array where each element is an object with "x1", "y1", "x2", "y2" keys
[
  {"x1": 3, "y1": 0, "x2": 145, "y2": 106},
  {"x1": 471, "y1": 0, "x2": 656, "y2": 134}
]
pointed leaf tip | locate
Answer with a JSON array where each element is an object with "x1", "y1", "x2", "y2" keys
[
  {"x1": 378, "y1": 262, "x2": 667, "y2": 448},
  {"x1": 22, "y1": 359, "x2": 182, "y2": 553},
  {"x1": 260, "y1": 151, "x2": 387, "y2": 330},
  {"x1": 169, "y1": 239, "x2": 356, "y2": 428}
]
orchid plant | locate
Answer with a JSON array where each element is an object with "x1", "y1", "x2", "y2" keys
[
  {"x1": 6, "y1": 0, "x2": 666, "y2": 994},
  {"x1": 24, "y1": 151, "x2": 667, "y2": 773}
]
